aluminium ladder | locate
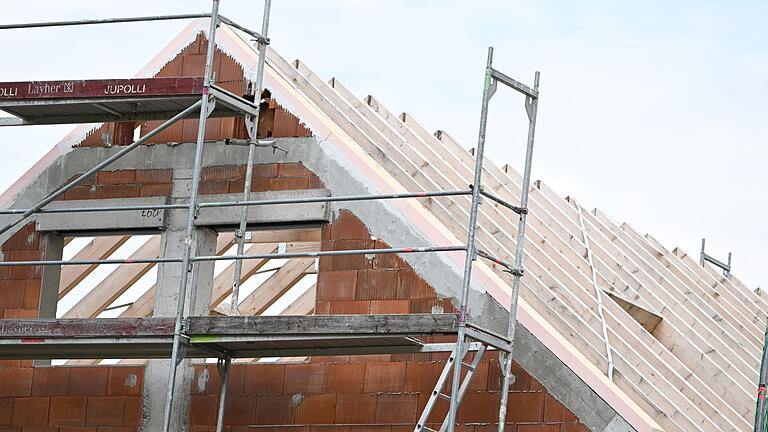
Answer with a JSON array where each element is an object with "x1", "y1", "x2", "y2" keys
[{"x1": 414, "y1": 47, "x2": 540, "y2": 432}]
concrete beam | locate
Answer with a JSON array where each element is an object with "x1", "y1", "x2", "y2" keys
[
  {"x1": 195, "y1": 190, "x2": 329, "y2": 228},
  {"x1": 36, "y1": 197, "x2": 168, "y2": 232}
]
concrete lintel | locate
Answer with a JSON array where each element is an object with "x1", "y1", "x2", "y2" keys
[
  {"x1": 35, "y1": 197, "x2": 168, "y2": 233},
  {"x1": 195, "y1": 189, "x2": 329, "y2": 228}
]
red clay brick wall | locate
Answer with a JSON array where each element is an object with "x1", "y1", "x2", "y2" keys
[
  {"x1": 187, "y1": 211, "x2": 588, "y2": 431},
  {"x1": 76, "y1": 34, "x2": 311, "y2": 148},
  {"x1": 0, "y1": 365, "x2": 144, "y2": 431}
]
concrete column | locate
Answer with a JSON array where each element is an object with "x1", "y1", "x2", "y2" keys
[
  {"x1": 35, "y1": 233, "x2": 64, "y2": 367},
  {"x1": 38, "y1": 233, "x2": 64, "y2": 319},
  {"x1": 142, "y1": 169, "x2": 217, "y2": 432}
]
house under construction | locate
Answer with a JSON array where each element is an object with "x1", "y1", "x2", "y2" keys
[{"x1": 0, "y1": 3, "x2": 762, "y2": 432}]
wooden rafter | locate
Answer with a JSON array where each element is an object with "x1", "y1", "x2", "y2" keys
[{"x1": 59, "y1": 235, "x2": 130, "y2": 298}]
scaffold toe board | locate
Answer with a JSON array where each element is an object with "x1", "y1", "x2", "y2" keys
[
  {"x1": 0, "y1": 77, "x2": 259, "y2": 126},
  {"x1": 0, "y1": 314, "x2": 460, "y2": 359}
]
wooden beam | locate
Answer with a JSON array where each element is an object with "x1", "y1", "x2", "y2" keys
[
  {"x1": 59, "y1": 235, "x2": 130, "y2": 298},
  {"x1": 235, "y1": 258, "x2": 315, "y2": 316},
  {"x1": 63, "y1": 236, "x2": 161, "y2": 319},
  {"x1": 280, "y1": 284, "x2": 315, "y2": 315}
]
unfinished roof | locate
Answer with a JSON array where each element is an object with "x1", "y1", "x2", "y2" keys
[{"x1": 0, "y1": 18, "x2": 762, "y2": 432}]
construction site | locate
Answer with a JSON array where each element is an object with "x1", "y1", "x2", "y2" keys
[{"x1": 0, "y1": 1, "x2": 763, "y2": 431}]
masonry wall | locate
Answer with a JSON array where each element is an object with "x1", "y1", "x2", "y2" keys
[{"x1": 186, "y1": 211, "x2": 589, "y2": 432}]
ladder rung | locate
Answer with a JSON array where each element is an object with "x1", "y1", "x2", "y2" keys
[
  {"x1": 420, "y1": 427, "x2": 437, "y2": 432},
  {"x1": 437, "y1": 392, "x2": 451, "y2": 401},
  {"x1": 461, "y1": 361, "x2": 475, "y2": 371}
]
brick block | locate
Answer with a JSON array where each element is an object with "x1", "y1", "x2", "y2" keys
[
  {"x1": 283, "y1": 364, "x2": 324, "y2": 394},
  {"x1": 543, "y1": 394, "x2": 578, "y2": 422},
  {"x1": 253, "y1": 164, "x2": 278, "y2": 178},
  {"x1": 316, "y1": 271, "x2": 357, "y2": 302},
  {"x1": 96, "y1": 171, "x2": 136, "y2": 185},
  {"x1": 335, "y1": 393, "x2": 376, "y2": 424},
  {"x1": 355, "y1": 270, "x2": 398, "y2": 300},
  {"x1": 372, "y1": 241, "x2": 406, "y2": 269},
  {"x1": 375, "y1": 394, "x2": 417, "y2": 424},
  {"x1": 85, "y1": 397, "x2": 124, "y2": 427},
  {"x1": 364, "y1": 362, "x2": 406, "y2": 393},
  {"x1": 100, "y1": 184, "x2": 141, "y2": 199},
  {"x1": 69, "y1": 368, "x2": 108, "y2": 396},
  {"x1": 0, "y1": 397, "x2": 12, "y2": 425},
  {"x1": 294, "y1": 394, "x2": 335, "y2": 424},
  {"x1": 330, "y1": 211, "x2": 369, "y2": 240},
  {"x1": 505, "y1": 392, "x2": 545, "y2": 423},
  {"x1": 32, "y1": 368, "x2": 70, "y2": 396},
  {"x1": 328, "y1": 301, "x2": 370, "y2": 314},
  {"x1": 249, "y1": 177, "x2": 273, "y2": 192},
  {"x1": 307, "y1": 174, "x2": 324, "y2": 189},
  {"x1": 0, "y1": 368, "x2": 32, "y2": 397},
  {"x1": 269, "y1": 177, "x2": 309, "y2": 191},
  {"x1": 188, "y1": 395, "x2": 217, "y2": 426},
  {"x1": 202, "y1": 165, "x2": 245, "y2": 182},
  {"x1": 397, "y1": 271, "x2": 436, "y2": 300},
  {"x1": 135, "y1": 169, "x2": 172, "y2": 184},
  {"x1": 244, "y1": 364, "x2": 285, "y2": 395},
  {"x1": 199, "y1": 181, "x2": 230, "y2": 195},
  {"x1": 410, "y1": 298, "x2": 454, "y2": 314},
  {"x1": 0, "y1": 281, "x2": 24, "y2": 309},
  {"x1": 404, "y1": 362, "x2": 446, "y2": 393},
  {"x1": 253, "y1": 395, "x2": 292, "y2": 425},
  {"x1": 467, "y1": 359, "x2": 489, "y2": 391},
  {"x1": 11, "y1": 396, "x2": 49, "y2": 426},
  {"x1": 50, "y1": 396, "x2": 87, "y2": 426},
  {"x1": 3, "y1": 309, "x2": 38, "y2": 319},
  {"x1": 324, "y1": 363, "x2": 364, "y2": 394},
  {"x1": 139, "y1": 183, "x2": 172, "y2": 197},
  {"x1": 369, "y1": 300, "x2": 410, "y2": 314},
  {"x1": 107, "y1": 368, "x2": 142, "y2": 396},
  {"x1": 277, "y1": 163, "x2": 311, "y2": 177},
  {"x1": 122, "y1": 396, "x2": 141, "y2": 427},
  {"x1": 21, "y1": 280, "x2": 41, "y2": 310},
  {"x1": 457, "y1": 391, "x2": 499, "y2": 423},
  {"x1": 224, "y1": 395, "x2": 256, "y2": 426}
]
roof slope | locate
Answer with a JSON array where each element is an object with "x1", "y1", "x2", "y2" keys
[{"x1": 3, "y1": 19, "x2": 762, "y2": 432}]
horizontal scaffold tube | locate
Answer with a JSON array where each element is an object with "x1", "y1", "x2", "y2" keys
[
  {"x1": 0, "y1": 245, "x2": 467, "y2": 267},
  {"x1": 0, "y1": 190, "x2": 471, "y2": 215}
]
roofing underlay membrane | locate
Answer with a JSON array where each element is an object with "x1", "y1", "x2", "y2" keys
[{"x1": 1, "y1": 18, "x2": 763, "y2": 432}]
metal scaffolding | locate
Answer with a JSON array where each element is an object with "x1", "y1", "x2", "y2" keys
[{"x1": 0, "y1": 3, "x2": 540, "y2": 431}]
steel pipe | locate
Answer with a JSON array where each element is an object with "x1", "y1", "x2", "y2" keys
[
  {"x1": 0, "y1": 13, "x2": 213, "y2": 30},
  {"x1": 0, "y1": 190, "x2": 470, "y2": 215}
]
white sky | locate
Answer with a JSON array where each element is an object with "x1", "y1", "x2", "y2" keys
[{"x1": 0, "y1": 0, "x2": 765, "y2": 290}]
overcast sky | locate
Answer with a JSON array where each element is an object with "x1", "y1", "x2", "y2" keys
[{"x1": 0, "y1": 0, "x2": 765, "y2": 290}]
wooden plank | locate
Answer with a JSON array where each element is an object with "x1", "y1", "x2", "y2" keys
[
  {"x1": 0, "y1": 317, "x2": 175, "y2": 338},
  {"x1": 186, "y1": 313, "x2": 458, "y2": 336},
  {"x1": 59, "y1": 235, "x2": 130, "y2": 298},
  {"x1": 0, "y1": 77, "x2": 204, "y2": 101}
]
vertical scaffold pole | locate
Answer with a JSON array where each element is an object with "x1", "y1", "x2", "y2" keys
[
  {"x1": 755, "y1": 319, "x2": 768, "y2": 432},
  {"x1": 162, "y1": 1, "x2": 220, "y2": 431},
  {"x1": 497, "y1": 69, "x2": 539, "y2": 432},
  {"x1": 215, "y1": 357, "x2": 232, "y2": 432},
  {"x1": 446, "y1": 46, "x2": 495, "y2": 432},
  {"x1": 230, "y1": 0, "x2": 272, "y2": 315}
]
